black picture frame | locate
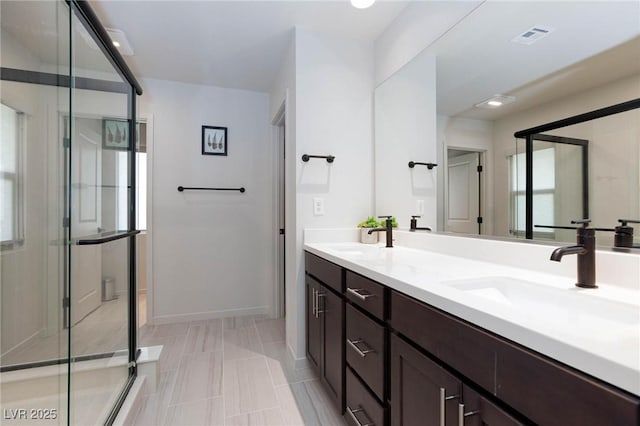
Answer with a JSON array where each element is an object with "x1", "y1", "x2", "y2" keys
[
  {"x1": 202, "y1": 125, "x2": 228, "y2": 156},
  {"x1": 102, "y1": 118, "x2": 130, "y2": 150}
]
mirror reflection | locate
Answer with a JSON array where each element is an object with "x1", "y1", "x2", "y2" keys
[{"x1": 374, "y1": 1, "x2": 640, "y2": 249}]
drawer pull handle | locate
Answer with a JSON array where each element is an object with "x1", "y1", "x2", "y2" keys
[
  {"x1": 347, "y1": 338, "x2": 375, "y2": 357},
  {"x1": 457, "y1": 403, "x2": 480, "y2": 426},
  {"x1": 347, "y1": 287, "x2": 375, "y2": 301},
  {"x1": 316, "y1": 291, "x2": 325, "y2": 317},
  {"x1": 346, "y1": 405, "x2": 374, "y2": 426},
  {"x1": 439, "y1": 388, "x2": 460, "y2": 426},
  {"x1": 312, "y1": 288, "x2": 317, "y2": 316}
]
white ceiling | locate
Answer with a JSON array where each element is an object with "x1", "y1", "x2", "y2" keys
[
  {"x1": 431, "y1": 1, "x2": 640, "y2": 120},
  {"x1": 89, "y1": 0, "x2": 411, "y2": 92}
]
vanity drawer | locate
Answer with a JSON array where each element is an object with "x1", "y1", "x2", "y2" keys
[
  {"x1": 345, "y1": 367, "x2": 385, "y2": 426},
  {"x1": 346, "y1": 303, "x2": 385, "y2": 400},
  {"x1": 305, "y1": 252, "x2": 342, "y2": 293},
  {"x1": 390, "y1": 290, "x2": 497, "y2": 392},
  {"x1": 346, "y1": 270, "x2": 385, "y2": 320},
  {"x1": 495, "y1": 339, "x2": 640, "y2": 426}
]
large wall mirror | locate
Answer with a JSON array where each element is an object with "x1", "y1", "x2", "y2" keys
[{"x1": 374, "y1": 1, "x2": 640, "y2": 249}]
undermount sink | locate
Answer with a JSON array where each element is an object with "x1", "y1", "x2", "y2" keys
[{"x1": 444, "y1": 276, "x2": 640, "y2": 329}]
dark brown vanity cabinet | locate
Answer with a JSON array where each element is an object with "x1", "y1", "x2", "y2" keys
[
  {"x1": 305, "y1": 251, "x2": 640, "y2": 426},
  {"x1": 305, "y1": 253, "x2": 344, "y2": 413},
  {"x1": 390, "y1": 334, "x2": 462, "y2": 426}
]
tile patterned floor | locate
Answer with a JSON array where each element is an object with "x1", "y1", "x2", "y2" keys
[{"x1": 134, "y1": 316, "x2": 346, "y2": 426}]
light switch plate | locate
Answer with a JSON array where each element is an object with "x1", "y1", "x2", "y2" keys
[
  {"x1": 313, "y1": 198, "x2": 325, "y2": 216},
  {"x1": 416, "y1": 199, "x2": 425, "y2": 215}
]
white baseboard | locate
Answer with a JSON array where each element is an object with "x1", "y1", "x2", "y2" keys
[
  {"x1": 287, "y1": 341, "x2": 311, "y2": 370},
  {"x1": 151, "y1": 305, "x2": 269, "y2": 325}
]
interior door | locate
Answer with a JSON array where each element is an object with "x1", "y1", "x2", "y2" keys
[
  {"x1": 69, "y1": 117, "x2": 102, "y2": 325},
  {"x1": 447, "y1": 151, "x2": 480, "y2": 234}
]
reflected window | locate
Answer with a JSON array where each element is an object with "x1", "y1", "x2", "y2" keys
[
  {"x1": 0, "y1": 103, "x2": 25, "y2": 248},
  {"x1": 510, "y1": 147, "x2": 555, "y2": 238}
]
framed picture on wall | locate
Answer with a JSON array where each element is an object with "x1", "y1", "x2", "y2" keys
[
  {"x1": 102, "y1": 118, "x2": 131, "y2": 150},
  {"x1": 202, "y1": 125, "x2": 228, "y2": 156}
]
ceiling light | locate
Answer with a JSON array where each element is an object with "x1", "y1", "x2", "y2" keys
[
  {"x1": 106, "y1": 28, "x2": 134, "y2": 56},
  {"x1": 351, "y1": 0, "x2": 375, "y2": 9},
  {"x1": 475, "y1": 95, "x2": 516, "y2": 109}
]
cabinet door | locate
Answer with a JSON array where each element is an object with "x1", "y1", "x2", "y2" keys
[
  {"x1": 460, "y1": 385, "x2": 523, "y2": 426},
  {"x1": 391, "y1": 334, "x2": 461, "y2": 426},
  {"x1": 320, "y1": 285, "x2": 344, "y2": 412},
  {"x1": 306, "y1": 277, "x2": 321, "y2": 370}
]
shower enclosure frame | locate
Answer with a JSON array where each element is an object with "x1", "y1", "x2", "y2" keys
[
  {"x1": 1, "y1": 0, "x2": 143, "y2": 423},
  {"x1": 514, "y1": 98, "x2": 640, "y2": 240}
]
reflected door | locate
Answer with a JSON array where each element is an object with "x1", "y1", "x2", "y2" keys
[
  {"x1": 447, "y1": 151, "x2": 481, "y2": 234},
  {"x1": 70, "y1": 118, "x2": 103, "y2": 325}
]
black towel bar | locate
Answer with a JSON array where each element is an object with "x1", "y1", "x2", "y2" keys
[
  {"x1": 408, "y1": 161, "x2": 437, "y2": 170},
  {"x1": 302, "y1": 154, "x2": 335, "y2": 163},
  {"x1": 177, "y1": 186, "x2": 245, "y2": 193}
]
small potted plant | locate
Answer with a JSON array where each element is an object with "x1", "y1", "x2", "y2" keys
[{"x1": 357, "y1": 216, "x2": 381, "y2": 244}]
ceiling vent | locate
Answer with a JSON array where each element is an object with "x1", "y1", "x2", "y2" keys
[{"x1": 512, "y1": 26, "x2": 555, "y2": 45}]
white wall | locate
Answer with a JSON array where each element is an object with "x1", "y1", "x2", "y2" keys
[
  {"x1": 140, "y1": 78, "x2": 274, "y2": 323},
  {"x1": 375, "y1": 53, "x2": 437, "y2": 229},
  {"x1": 493, "y1": 74, "x2": 640, "y2": 242},
  {"x1": 271, "y1": 29, "x2": 375, "y2": 361},
  {"x1": 373, "y1": 1, "x2": 482, "y2": 86},
  {"x1": 437, "y1": 115, "x2": 494, "y2": 235}
]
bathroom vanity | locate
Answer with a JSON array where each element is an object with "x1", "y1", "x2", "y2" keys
[{"x1": 304, "y1": 233, "x2": 640, "y2": 426}]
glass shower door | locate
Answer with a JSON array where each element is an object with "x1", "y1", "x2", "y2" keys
[{"x1": 68, "y1": 4, "x2": 135, "y2": 424}]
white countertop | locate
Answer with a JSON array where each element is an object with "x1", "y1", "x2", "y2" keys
[{"x1": 304, "y1": 240, "x2": 640, "y2": 396}]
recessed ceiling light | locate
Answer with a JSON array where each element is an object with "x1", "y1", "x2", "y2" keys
[
  {"x1": 475, "y1": 95, "x2": 516, "y2": 109},
  {"x1": 106, "y1": 28, "x2": 134, "y2": 56},
  {"x1": 351, "y1": 0, "x2": 375, "y2": 9}
]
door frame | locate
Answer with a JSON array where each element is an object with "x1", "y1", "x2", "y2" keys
[
  {"x1": 444, "y1": 146, "x2": 486, "y2": 235},
  {"x1": 271, "y1": 101, "x2": 286, "y2": 318}
]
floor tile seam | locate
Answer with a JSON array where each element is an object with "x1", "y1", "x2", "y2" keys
[
  {"x1": 223, "y1": 402, "x2": 282, "y2": 421},
  {"x1": 222, "y1": 353, "x2": 267, "y2": 363},
  {"x1": 165, "y1": 394, "x2": 223, "y2": 409},
  {"x1": 252, "y1": 322, "x2": 270, "y2": 353}
]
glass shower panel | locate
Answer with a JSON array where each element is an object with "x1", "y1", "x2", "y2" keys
[
  {"x1": 0, "y1": 1, "x2": 70, "y2": 424},
  {"x1": 533, "y1": 140, "x2": 582, "y2": 242},
  {"x1": 68, "y1": 5, "x2": 133, "y2": 424}
]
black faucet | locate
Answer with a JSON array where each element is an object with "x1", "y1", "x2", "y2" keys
[
  {"x1": 613, "y1": 219, "x2": 639, "y2": 248},
  {"x1": 550, "y1": 219, "x2": 596, "y2": 289},
  {"x1": 409, "y1": 215, "x2": 431, "y2": 232},
  {"x1": 368, "y1": 215, "x2": 394, "y2": 248}
]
